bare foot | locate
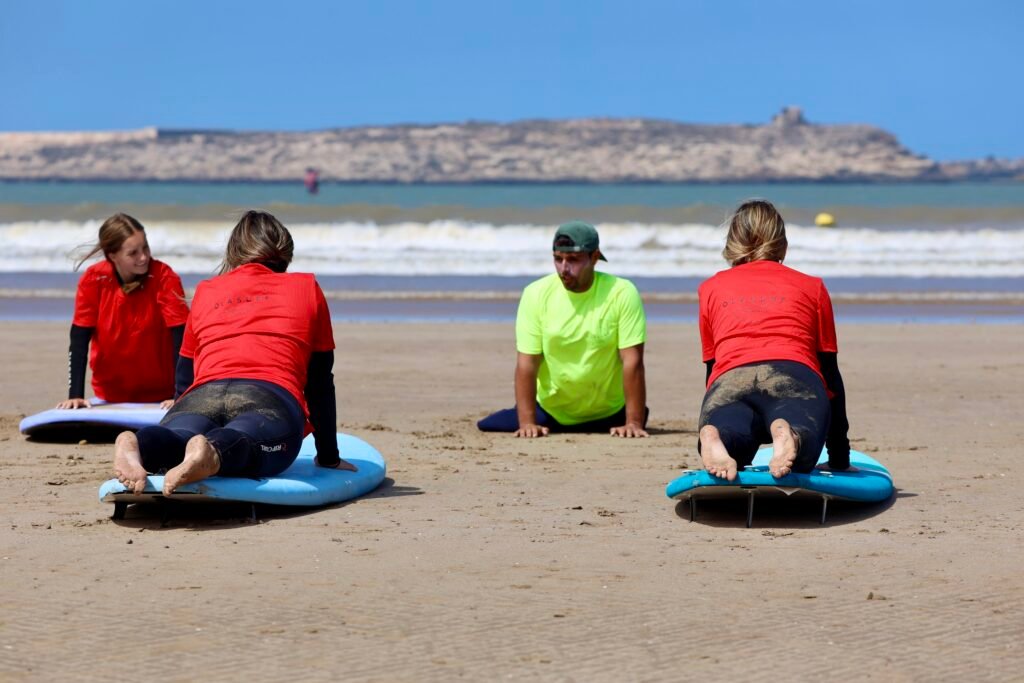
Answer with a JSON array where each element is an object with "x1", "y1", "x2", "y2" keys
[
  {"x1": 769, "y1": 419, "x2": 800, "y2": 478},
  {"x1": 699, "y1": 425, "x2": 738, "y2": 481},
  {"x1": 113, "y1": 431, "x2": 149, "y2": 494},
  {"x1": 163, "y1": 435, "x2": 221, "y2": 495}
]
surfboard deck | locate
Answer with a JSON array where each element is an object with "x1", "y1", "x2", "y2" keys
[
  {"x1": 99, "y1": 433, "x2": 386, "y2": 518},
  {"x1": 20, "y1": 402, "x2": 166, "y2": 440},
  {"x1": 666, "y1": 447, "x2": 893, "y2": 526}
]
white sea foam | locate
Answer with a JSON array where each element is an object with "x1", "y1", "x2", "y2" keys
[{"x1": 5, "y1": 219, "x2": 1024, "y2": 278}]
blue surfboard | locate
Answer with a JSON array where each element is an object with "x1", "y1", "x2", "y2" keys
[
  {"x1": 20, "y1": 402, "x2": 166, "y2": 439},
  {"x1": 666, "y1": 447, "x2": 893, "y2": 526},
  {"x1": 99, "y1": 433, "x2": 386, "y2": 517}
]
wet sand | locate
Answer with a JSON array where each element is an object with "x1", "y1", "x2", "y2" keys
[
  {"x1": 1, "y1": 321, "x2": 1022, "y2": 681},
  {"x1": 3, "y1": 294, "x2": 1024, "y2": 325}
]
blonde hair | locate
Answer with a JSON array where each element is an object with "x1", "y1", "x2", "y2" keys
[
  {"x1": 219, "y1": 210, "x2": 294, "y2": 274},
  {"x1": 74, "y1": 213, "x2": 146, "y2": 271},
  {"x1": 722, "y1": 200, "x2": 788, "y2": 266}
]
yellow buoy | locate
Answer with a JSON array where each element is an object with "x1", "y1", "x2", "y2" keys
[{"x1": 814, "y1": 212, "x2": 836, "y2": 227}]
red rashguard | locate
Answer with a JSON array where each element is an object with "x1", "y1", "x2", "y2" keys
[
  {"x1": 72, "y1": 259, "x2": 189, "y2": 402},
  {"x1": 698, "y1": 260, "x2": 838, "y2": 390}
]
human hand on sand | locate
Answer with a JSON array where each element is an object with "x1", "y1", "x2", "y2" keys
[
  {"x1": 515, "y1": 423, "x2": 549, "y2": 438},
  {"x1": 315, "y1": 455, "x2": 358, "y2": 472},
  {"x1": 610, "y1": 422, "x2": 648, "y2": 438},
  {"x1": 816, "y1": 463, "x2": 860, "y2": 473},
  {"x1": 57, "y1": 398, "x2": 91, "y2": 410}
]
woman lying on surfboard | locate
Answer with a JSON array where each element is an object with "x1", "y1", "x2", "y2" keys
[
  {"x1": 112, "y1": 210, "x2": 355, "y2": 496},
  {"x1": 696, "y1": 200, "x2": 852, "y2": 481},
  {"x1": 58, "y1": 213, "x2": 189, "y2": 410}
]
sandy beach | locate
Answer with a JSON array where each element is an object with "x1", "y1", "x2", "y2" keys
[{"x1": 1, "y1": 320, "x2": 1022, "y2": 681}]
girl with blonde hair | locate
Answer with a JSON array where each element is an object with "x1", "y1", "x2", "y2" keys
[
  {"x1": 696, "y1": 200, "x2": 852, "y2": 481},
  {"x1": 112, "y1": 211, "x2": 354, "y2": 496}
]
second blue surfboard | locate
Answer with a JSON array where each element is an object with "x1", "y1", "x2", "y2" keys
[{"x1": 666, "y1": 447, "x2": 893, "y2": 526}]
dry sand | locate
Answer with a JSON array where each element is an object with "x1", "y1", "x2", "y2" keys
[{"x1": 0, "y1": 321, "x2": 1021, "y2": 681}]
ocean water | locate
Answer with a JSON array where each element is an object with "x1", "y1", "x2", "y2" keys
[
  {"x1": 4, "y1": 180, "x2": 1024, "y2": 211},
  {"x1": 1, "y1": 181, "x2": 1022, "y2": 322}
]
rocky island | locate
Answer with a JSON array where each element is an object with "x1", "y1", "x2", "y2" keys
[{"x1": 0, "y1": 107, "x2": 1020, "y2": 183}]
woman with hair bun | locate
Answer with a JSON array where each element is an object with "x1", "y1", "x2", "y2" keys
[
  {"x1": 696, "y1": 200, "x2": 852, "y2": 481},
  {"x1": 59, "y1": 213, "x2": 189, "y2": 409},
  {"x1": 112, "y1": 210, "x2": 354, "y2": 496}
]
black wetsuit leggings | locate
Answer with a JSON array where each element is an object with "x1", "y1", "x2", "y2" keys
[
  {"x1": 135, "y1": 379, "x2": 304, "y2": 478},
  {"x1": 698, "y1": 360, "x2": 830, "y2": 473}
]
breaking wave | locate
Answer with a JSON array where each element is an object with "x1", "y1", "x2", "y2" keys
[{"x1": 3, "y1": 219, "x2": 1023, "y2": 278}]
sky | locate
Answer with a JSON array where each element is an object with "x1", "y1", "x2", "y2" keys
[{"x1": 1, "y1": 0, "x2": 1021, "y2": 160}]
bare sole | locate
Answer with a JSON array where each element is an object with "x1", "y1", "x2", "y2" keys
[
  {"x1": 769, "y1": 419, "x2": 800, "y2": 478},
  {"x1": 699, "y1": 425, "x2": 738, "y2": 481},
  {"x1": 113, "y1": 431, "x2": 149, "y2": 494},
  {"x1": 163, "y1": 435, "x2": 221, "y2": 496}
]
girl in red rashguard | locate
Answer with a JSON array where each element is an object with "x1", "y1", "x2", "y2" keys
[
  {"x1": 111, "y1": 210, "x2": 355, "y2": 496},
  {"x1": 58, "y1": 213, "x2": 189, "y2": 409},
  {"x1": 697, "y1": 200, "x2": 852, "y2": 481}
]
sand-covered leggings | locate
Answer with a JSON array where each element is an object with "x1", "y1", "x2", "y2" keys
[
  {"x1": 698, "y1": 360, "x2": 829, "y2": 473},
  {"x1": 135, "y1": 379, "x2": 304, "y2": 478}
]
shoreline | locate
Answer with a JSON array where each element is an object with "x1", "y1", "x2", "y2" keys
[
  {"x1": 2, "y1": 271, "x2": 1022, "y2": 296},
  {"x1": 4, "y1": 287, "x2": 1023, "y2": 304},
  {"x1": 1, "y1": 272, "x2": 1022, "y2": 323},
  {"x1": 2, "y1": 295, "x2": 1022, "y2": 324}
]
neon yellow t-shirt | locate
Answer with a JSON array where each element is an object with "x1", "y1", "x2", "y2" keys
[{"x1": 515, "y1": 271, "x2": 646, "y2": 425}]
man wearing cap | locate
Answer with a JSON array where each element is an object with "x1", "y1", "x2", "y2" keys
[{"x1": 478, "y1": 221, "x2": 649, "y2": 438}]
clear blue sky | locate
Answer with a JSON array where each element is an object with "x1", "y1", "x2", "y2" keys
[{"x1": 1, "y1": 0, "x2": 1021, "y2": 160}]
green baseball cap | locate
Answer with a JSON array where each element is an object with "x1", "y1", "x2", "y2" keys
[{"x1": 552, "y1": 221, "x2": 608, "y2": 261}]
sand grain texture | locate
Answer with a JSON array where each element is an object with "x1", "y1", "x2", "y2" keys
[{"x1": 0, "y1": 321, "x2": 1021, "y2": 681}]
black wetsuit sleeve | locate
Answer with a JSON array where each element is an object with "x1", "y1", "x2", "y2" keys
[
  {"x1": 169, "y1": 324, "x2": 184, "y2": 362},
  {"x1": 174, "y1": 356, "x2": 194, "y2": 399},
  {"x1": 705, "y1": 359, "x2": 715, "y2": 386},
  {"x1": 167, "y1": 324, "x2": 186, "y2": 398},
  {"x1": 68, "y1": 325, "x2": 93, "y2": 400},
  {"x1": 305, "y1": 350, "x2": 339, "y2": 464},
  {"x1": 696, "y1": 359, "x2": 716, "y2": 454},
  {"x1": 818, "y1": 352, "x2": 851, "y2": 469}
]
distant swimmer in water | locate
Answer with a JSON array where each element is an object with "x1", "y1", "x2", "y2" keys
[
  {"x1": 696, "y1": 200, "x2": 853, "y2": 481},
  {"x1": 304, "y1": 167, "x2": 320, "y2": 194},
  {"x1": 58, "y1": 213, "x2": 189, "y2": 410}
]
